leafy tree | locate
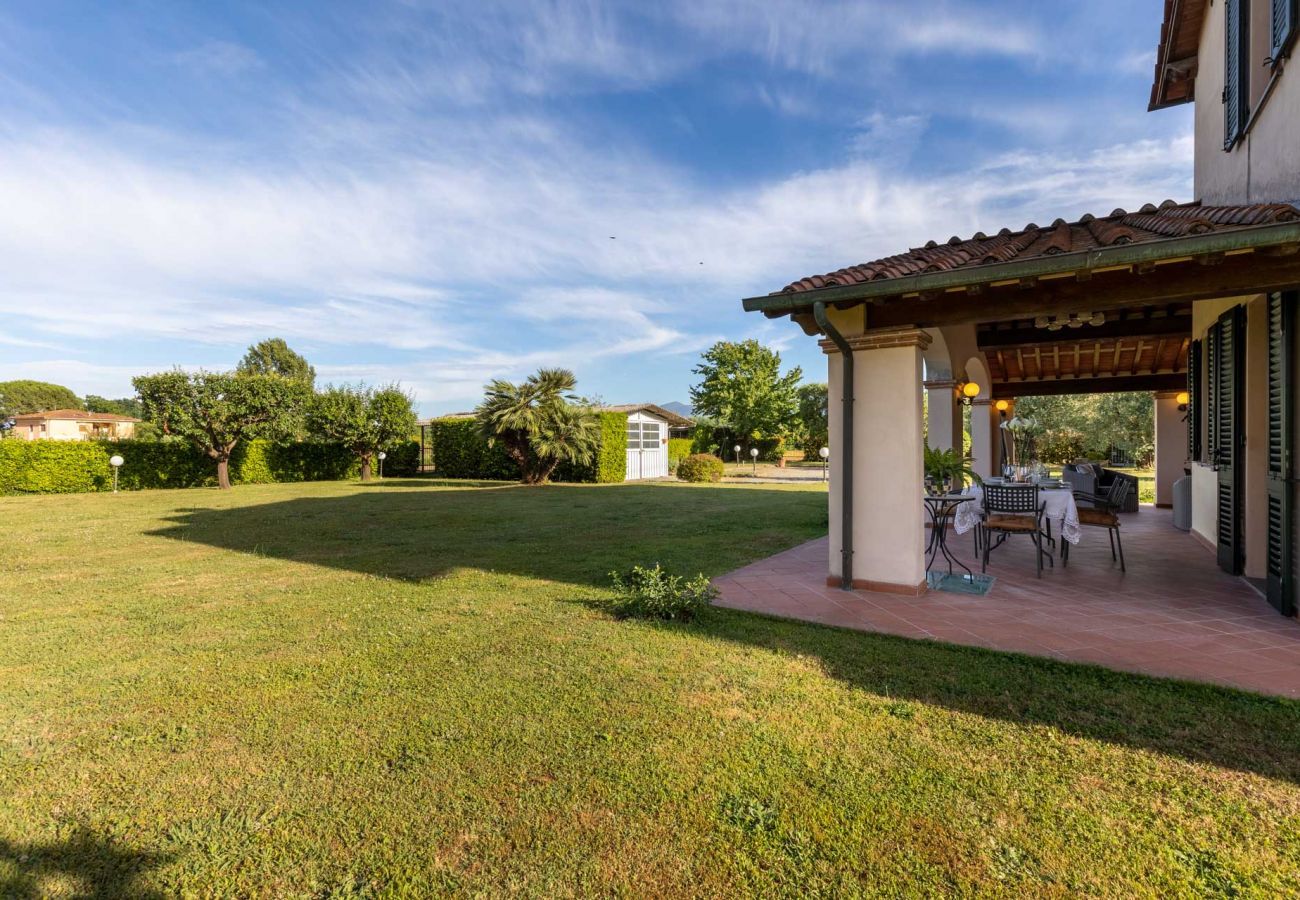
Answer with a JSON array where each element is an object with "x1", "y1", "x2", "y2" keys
[
  {"x1": 793, "y1": 382, "x2": 828, "y2": 458},
  {"x1": 133, "y1": 370, "x2": 311, "y2": 489},
  {"x1": 306, "y1": 384, "x2": 417, "y2": 481},
  {"x1": 688, "y1": 340, "x2": 802, "y2": 442},
  {"x1": 0, "y1": 380, "x2": 81, "y2": 417},
  {"x1": 84, "y1": 395, "x2": 143, "y2": 418},
  {"x1": 475, "y1": 368, "x2": 600, "y2": 485},
  {"x1": 236, "y1": 338, "x2": 316, "y2": 385},
  {"x1": 1015, "y1": 392, "x2": 1155, "y2": 466}
]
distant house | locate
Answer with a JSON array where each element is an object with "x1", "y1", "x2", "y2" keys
[{"x1": 8, "y1": 409, "x2": 140, "y2": 441}]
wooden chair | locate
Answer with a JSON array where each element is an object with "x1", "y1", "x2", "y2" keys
[
  {"x1": 980, "y1": 484, "x2": 1051, "y2": 578},
  {"x1": 1063, "y1": 478, "x2": 1131, "y2": 572}
]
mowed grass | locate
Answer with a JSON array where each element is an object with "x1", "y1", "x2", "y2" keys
[{"x1": 2, "y1": 479, "x2": 1299, "y2": 897}]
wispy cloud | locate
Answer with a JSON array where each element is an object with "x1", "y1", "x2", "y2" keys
[
  {"x1": 0, "y1": 0, "x2": 1191, "y2": 412},
  {"x1": 169, "y1": 41, "x2": 263, "y2": 77}
]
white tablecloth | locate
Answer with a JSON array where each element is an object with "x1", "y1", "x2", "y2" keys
[{"x1": 952, "y1": 483, "x2": 1081, "y2": 545}]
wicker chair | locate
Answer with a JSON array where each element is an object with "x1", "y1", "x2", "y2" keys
[
  {"x1": 980, "y1": 484, "x2": 1051, "y2": 578},
  {"x1": 1063, "y1": 478, "x2": 1131, "y2": 572}
]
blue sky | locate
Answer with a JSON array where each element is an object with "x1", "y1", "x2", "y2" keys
[{"x1": 0, "y1": 1, "x2": 1192, "y2": 415}]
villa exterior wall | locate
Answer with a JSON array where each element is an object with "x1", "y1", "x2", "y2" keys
[{"x1": 1194, "y1": 0, "x2": 1300, "y2": 205}]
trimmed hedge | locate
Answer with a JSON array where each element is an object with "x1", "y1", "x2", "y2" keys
[
  {"x1": 667, "y1": 438, "x2": 693, "y2": 473},
  {"x1": 553, "y1": 412, "x2": 627, "y2": 484},
  {"x1": 676, "y1": 453, "x2": 724, "y2": 483},
  {"x1": 429, "y1": 418, "x2": 516, "y2": 480},
  {"x1": 428, "y1": 412, "x2": 627, "y2": 483},
  {"x1": 380, "y1": 440, "x2": 422, "y2": 478},
  {"x1": 0, "y1": 438, "x2": 430, "y2": 495}
]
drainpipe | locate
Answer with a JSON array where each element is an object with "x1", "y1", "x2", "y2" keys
[{"x1": 813, "y1": 301, "x2": 853, "y2": 590}]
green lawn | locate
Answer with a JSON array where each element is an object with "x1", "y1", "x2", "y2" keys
[{"x1": 2, "y1": 479, "x2": 1299, "y2": 897}]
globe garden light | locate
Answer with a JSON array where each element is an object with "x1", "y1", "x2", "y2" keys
[
  {"x1": 109, "y1": 454, "x2": 124, "y2": 493},
  {"x1": 377, "y1": 450, "x2": 387, "y2": 479},
  {"x1": 733, "y1": 443, "x2": 742, "y2": 465},
  {"x1": 819, "y1": 446, "x2": 830, "y2": 481}
]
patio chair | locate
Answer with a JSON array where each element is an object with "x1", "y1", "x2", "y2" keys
[
  {"x1": 1063, "y1": 478, "x2": 1131, "y2": 572},
  {"x1": 980, "y1": 484, "x2": 1051, "y2": 578}
]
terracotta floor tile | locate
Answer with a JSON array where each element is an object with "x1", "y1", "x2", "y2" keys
[{"x1": 713, "y1": 506, "x2": 1300, "y2": 698}]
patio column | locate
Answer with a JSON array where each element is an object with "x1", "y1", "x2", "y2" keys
[
  {"x1": 969, "y1": 398, "x2": 998, "y2": 480},
  {"x1": 824, "y1": 327, "x2": 929, "y2": 594},
  {"x1": 1153, "y1": 391, "x2": 1185, "y2": 508},
  {"x1": 924, "y1": 379, "x2": 960, "y2": 452}
]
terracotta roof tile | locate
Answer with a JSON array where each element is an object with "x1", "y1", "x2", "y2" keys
[{"x1": 778, "y1": 201, "x2": 1300, "y2": 295}]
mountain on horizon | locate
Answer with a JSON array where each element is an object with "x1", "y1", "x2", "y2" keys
[{"x1": 659, "y1": 401, "x2": 692, "y2": 417}]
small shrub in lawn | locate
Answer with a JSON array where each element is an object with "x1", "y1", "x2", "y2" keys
[
  {"x1": 608, "y1": 564, "x2": 717, "y2": 621},
  {"x1": 676, "y1": 453, "x2": 724, "y2": 483}
]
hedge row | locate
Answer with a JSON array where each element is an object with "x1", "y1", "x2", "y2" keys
[
  {"x1": 0, "y1": 438, "x2": 422, "y2": 495},
  {"x1": 667, "y1": 438, "x2": 693, "y2": 472},
  {"x1": 427, "y1": 413, "x2": 627, "y2": 483}
]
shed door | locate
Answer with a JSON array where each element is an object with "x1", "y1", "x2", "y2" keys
[
  {"x1": 1212, "y1": 305, "x2": 1246, "y2": 575},
  {"x1": 1267, "y1": 292, "x2": 1297, "y2": 615},
  {"x1": 624, "y1": 414, "x2": 667, "y2": 480}
]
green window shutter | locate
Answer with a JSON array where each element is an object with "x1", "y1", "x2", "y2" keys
[
  {"x1": 1265, "y1": 292, "x2": 1295, "y2": 614},
  {"x1": 1224, "y1": 0, "x2": 1250, "y2": 149},
  {"x1": 1274, "y1": 0, "x2": 1298, "y2": 62},
  {"x1": 1207, "y1": 324, "x2": 1221, "y2": 459},
  {"x1": 1189, "y1": 338, "x2": 1203, "y2": 463}
]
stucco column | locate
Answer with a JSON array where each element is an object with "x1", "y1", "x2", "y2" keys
[
  {"x1": 969, "y1": 399, "x2": 998, "y2": 480},
  {"x1": 924, "y1": 379, "x2": 960, "y2": 452},
  {"x1": 824, "y1": 328, "x2": 929, "y2": 594},
  {"x1": 1153, "y1": 392, "x2": 1186, "y2": 508}
]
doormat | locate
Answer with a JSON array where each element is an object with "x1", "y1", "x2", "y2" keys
[{"x1": 926, "y1": 571, "x2": 996, "y2": 596}]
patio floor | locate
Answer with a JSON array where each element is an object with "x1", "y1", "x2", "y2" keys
[{"x1": 713, "y1": 507, "x2": 1300, "y2": 698}]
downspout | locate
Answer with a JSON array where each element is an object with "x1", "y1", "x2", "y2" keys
[{"x1": 813, "y1": 301, "x2": 853, "y2": 590}]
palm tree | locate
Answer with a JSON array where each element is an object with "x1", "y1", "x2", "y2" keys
[{"x1": 475, "y1": 368, "x2": 600, "y2": 484}]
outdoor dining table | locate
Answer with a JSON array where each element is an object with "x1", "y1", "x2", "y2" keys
[
  {"x1": 924, "y1": 493, "x2": 977, "y2": 577},
  {"x1": 952, "y1": 481, "x2": 1082, "y2": 548}
]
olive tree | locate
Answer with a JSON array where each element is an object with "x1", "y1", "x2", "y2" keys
[
  {"x1": 133, "y1": 370, "x2": 310, "y2": 489},
  {"x1": 306, "y1": 384, "x2": 417, "y2": 481}
]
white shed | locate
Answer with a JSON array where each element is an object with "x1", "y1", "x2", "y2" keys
[{"x1": 604, "y1": 404, "x2": 693, "y2": 481}]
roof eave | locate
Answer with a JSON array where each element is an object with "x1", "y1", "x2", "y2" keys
[{"x1": 742, "y1": 221, "x2": 1300, "y2": 317}]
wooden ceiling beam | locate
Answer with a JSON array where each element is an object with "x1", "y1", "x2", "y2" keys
[
  {"x1": 976, "y1": 316, "x2": 1192, "y2": 348},
  {"x1": 993, "y1": 373, "x2": 1188, "y2": 399}
]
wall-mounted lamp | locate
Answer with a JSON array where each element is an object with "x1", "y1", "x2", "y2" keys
[
  {"x1": 1176, "y1": 391, "x2": 1190, "y2": 412},
  {"x1": 957, "y1": 381, "x2": 981, "y2": 406},
  {"x1": 994, "y1": 399, "x2": 1010, "y2": 420}
]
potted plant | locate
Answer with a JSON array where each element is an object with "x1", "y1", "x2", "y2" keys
[{"x1": 923, "y1": 445, "x2": 982, "y2": 494}]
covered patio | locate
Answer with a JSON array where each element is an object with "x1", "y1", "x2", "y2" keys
[
  {"x1": 715, "y1": 507, "x2": 1300, "y2": 697},
  {"x1": 732, "y1": 200, "x2": 1300, "y2": 695}
]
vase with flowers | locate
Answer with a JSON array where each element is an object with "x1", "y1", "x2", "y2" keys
[{"x1": 1000, "y1": 415, "x2": 1042, "y2": 481}]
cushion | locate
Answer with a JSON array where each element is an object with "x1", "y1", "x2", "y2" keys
[
  {"x1": 1077, "y1": 507, "x2": 1119, "y2": 527},
  {"x1": 985, "y1": 514, "x2": 1040, "y2": 533}
]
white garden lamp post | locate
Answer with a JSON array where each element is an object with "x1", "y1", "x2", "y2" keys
[
  {"x1": 377, "y1": 451, "x2": 387, "y2": 480},
  {"x1": 109, "y1": 454, "x2": 124, "y2": 493},
  {"x1": 750, "y1": 446, "x2": 759, "y2": 475},
  {"x1": 819, "y1": 446, "x2": 829, "y2": 481},
  {"x1": 733, "y1": 443, "x2": 742, "y2": 467}
]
